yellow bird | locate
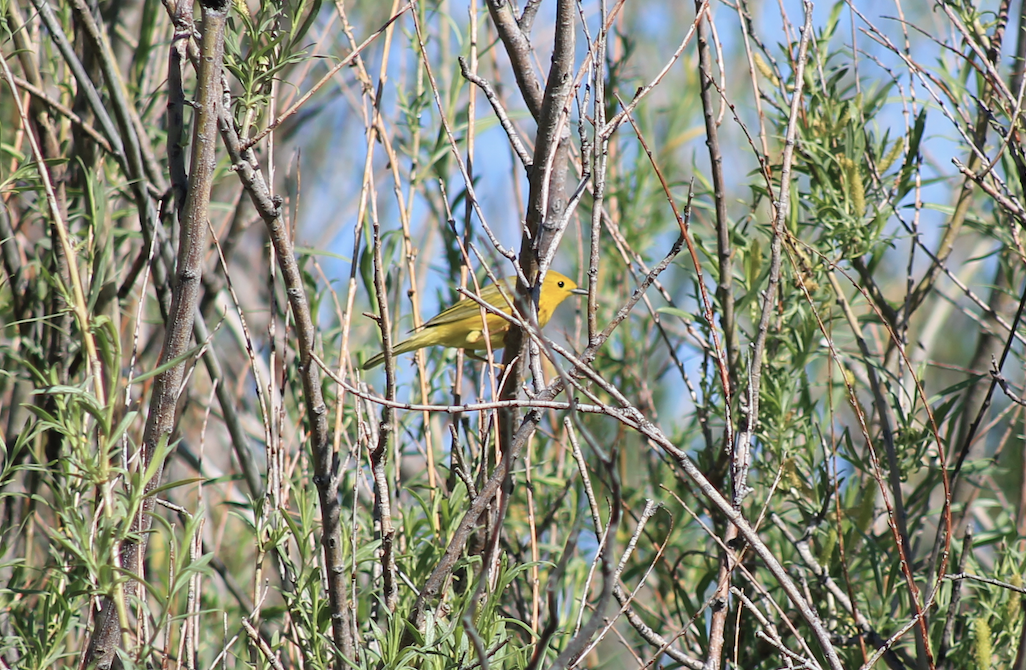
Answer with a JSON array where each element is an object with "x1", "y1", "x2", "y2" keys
[{"x1": 362, "y1": 270, "x2": 586, "y2": 369}]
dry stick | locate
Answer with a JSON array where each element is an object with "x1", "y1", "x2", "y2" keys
[
  {"x1": 218, "y1": 67, "x2": 355, "y2": 670},
  {"x1": 170, "y1": 245, "x2": 269, "y2": 506},
  {"x1": 953, "y1": 158, "x2": 1026, "y2": 223},
  {"x1": 543, "y1": 449, "x2": 620, "y2": 670},
  {"x1": 360, "y1": 202, "x2": 683, "y2": 405},
  {"x1": 594, "y1": 208, "x2": 712, "y2": 443},
  {"x1": 940, "y1": 2, "x2": 1015, "y2": 106},
  {"x1": 860, "y1": 19, "x2": 1001, "y2": 318},
  {"x1": 733, "y1": 0, "x2": 770, "y2": 159},
  {"x1": 356, "y1": 258, "x2": 820, "y2": 667},
  {"x1": 666, "y1": 487, "x2": 820, "y2": 667},
  {"x1": 514, "y1": 0, "x2": 575, "y2": 297},
  {"x1": 402, "y1": 0, "x2": 582, "y2": 615},
  {"x1": 200, "y1": 237, "x2": 266, "y2": 499},
  {"x1": 81, "y1": 2, "x2": 228, "y2": 668},
  {"x1": 828, "y1": 277, "x2": 914, "y2": 540},
  {"x1": 782, "y1": 223, "x2": 938, "y2": 664},
  {"x1": 565, "y1": 422, "x2": 607, "y2": 632},
  {"x1": 328, "y1": 12, "x2": 385, "y2": 619},
  {"x1": 799, "y1": 256, "x2": 945, "y2": 666},
  {"x1": 943, "y1": 67, "x2": 1026, "y2": 478},
  {"x1": 827, "y1": 426, "x2": 872, "y2": 666},
  {"x1": 462, "y1": 5, "x2": 517, "y2": 629},
  {"x1": 577, "y1": 500, "x2": 686, "y2": 669},
  {"x1": 933, "y1": 157, "x2": 1026, "y2": 542},
  {"x1": 404, "y1": 409, "x2": 541, "y2": 636},
  {"x1": 682, "y1": 8, "x2": 810, "y2": 652},
  {"x1": 449, "y1": 28, "x2": 475, "y2": 534},
  {"x1": 411, "y1": 15, "x2": 518, "y2": 269},
  {"x1": 493, "y1": 0, "x2": 578, "y2": 651},
  {"x1": 156, "y1": 2, "x2": 267, "y2": 505},
  {"x1": 241, "y1": 619, "x2": 286, "y2": 670},
  {"x1": 611, "y1": 108, "x2": 722, "y2": 475},
  {"x1": 371, "y1": 32, "x2": 438, "y2": 497},
  {"x1": 528, "y1": 531, "x2": 579, "y2": 670},
  {"x1": 860, "y1": 614, "x2": 926, "y2": 670},
  {"x1": 753, "y1": 630, "x2": 808, "y2": 669},
  {"x1": 611, "y1": 581, "x2": 703, "y2": 669},
  {"x1": 901, "y1": 17, "x2": 1026, "y2": 534},
  {"x1": 993, "y1": 361, "x2": 1026, "y2": 407},
  {"x1": 339, "y1": 11, "x2": 402, "y2": 615},
  {"x1": 944, "y1": 571, "x2": 1026, "y2": 595},
  {"x1": 731, "y1": 588, "x2": 810, "y2": 670},
  {"x1": 881, "y1": 196, "x2": 1026, "y2": 346}
]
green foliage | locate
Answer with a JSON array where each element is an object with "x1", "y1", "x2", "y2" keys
[{"x1": 3, "y1": 0, "x2": 1026, "y2": 668}]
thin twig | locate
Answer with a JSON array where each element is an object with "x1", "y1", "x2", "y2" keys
[
  {"x1": 218, "y1": 57, "x2": 356, "y2": 669},
  {"x1": 459, "y1": 56, "x2": 533, "y2": 170},
  {"x1": 241, "y1": 2, "x2": 413, "y2": 149}
]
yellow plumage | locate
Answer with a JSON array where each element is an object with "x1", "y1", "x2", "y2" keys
[{"x1": 362, "y1": 270, "x2": 585, "y2": 369}]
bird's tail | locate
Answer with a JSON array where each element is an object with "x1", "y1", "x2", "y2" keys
[{"x1": 361, "y1": 330, "x2": 430, "y2": 369}]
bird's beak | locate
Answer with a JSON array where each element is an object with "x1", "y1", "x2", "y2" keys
[{"x1": 571, "y1": 288, "x2": 588, "y2": 296}]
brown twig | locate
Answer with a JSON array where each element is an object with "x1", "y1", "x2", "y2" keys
[{"x1": 9, "y1": 75, "x2": 114, "y2": 156}]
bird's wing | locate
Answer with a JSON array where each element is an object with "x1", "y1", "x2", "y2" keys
[{"x1": 417, "y1": 279, "x2": 516, "y2": 330}]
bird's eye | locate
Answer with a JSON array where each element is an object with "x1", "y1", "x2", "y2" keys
[{"x1": 558, "y1": 281, "x2": 565, "y2": 288}]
